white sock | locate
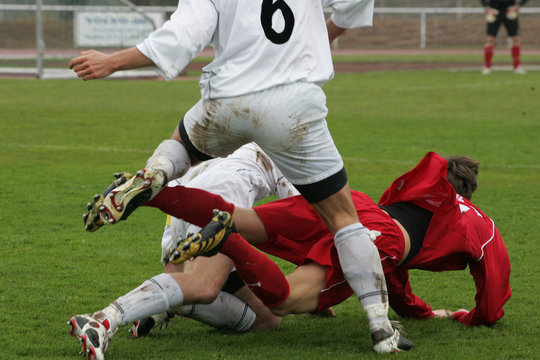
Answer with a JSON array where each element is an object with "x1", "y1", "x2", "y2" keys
[
  {"x1": 146, "y1": 139, "x2": 191, "y2": 180},
  {"x1": 170, "y1": 291, "x2": 256, "y2": 332},
  {"x1": 334, "y1": 223, "x2": 392, "y2": 333},
  {"x1": 94, "y1": 273, "x2": 184, "y2": 332}
]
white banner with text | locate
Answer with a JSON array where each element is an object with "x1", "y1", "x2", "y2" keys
[{"x1": 74, "y1": 12, "x2": 165, "y2": 47}]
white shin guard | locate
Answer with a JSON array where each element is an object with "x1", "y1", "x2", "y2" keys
[
  {"x1": 172, "y1": 291, "x2": 256, "y2": 333},
  {"x1": 100, "y1": 273, "x2": 184, "y2": 330},
  {"x1": 334, "y1": 223, "x2": 392, "y2": 332},
  {"x1": 146, "y1": 139, "x2": 191, "y2": 181}
]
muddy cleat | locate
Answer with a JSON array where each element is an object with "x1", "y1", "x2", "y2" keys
[
  {"x1": 68, "y1": 314, "x2": 116, "y2": 360},
  {"x1": 371, "y1": 327, "x2": 415, "y2": 353},
  {"x1": 98, "y1": 168, "x2": 166, "y2": 225},
  {"x1": 79, "y1": 320, "x2": 110, "y2": 360},
  {"x1": 130, "y1": 312, "x2": 171, "y2": 338},
  {"x1": 83, "y1": 172, "x2": 133, "y2": 232},
  {"x1": 67, "y1": 314, "x2": 94, "y2": 339},
  {"x1": 170, "y1": 210, "x2": 236, "y2": 264}
]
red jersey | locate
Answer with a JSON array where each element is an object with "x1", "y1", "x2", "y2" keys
[
  {"x1": 255, "y1": 152, "x2": 511, "y2": 326},
  {"x1": 379, "y1": 152, "x2": 511, "y2": 326}
]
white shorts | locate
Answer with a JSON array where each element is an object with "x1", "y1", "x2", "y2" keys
[{"x1": 182, "y1": 81, "x2": 344, "y2": 185}]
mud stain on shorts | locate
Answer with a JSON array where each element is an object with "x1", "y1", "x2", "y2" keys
[{"x1": 255, "y1": 148, "x2": 274, "y2": 172}]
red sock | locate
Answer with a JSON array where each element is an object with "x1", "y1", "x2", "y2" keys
[
  {"x1": 484, "y1": 45, "x2": 494, "y2": 68},
  {"x1": 144, "y1": 186, "x2": 235, "y2": 228},
  {"x1": 221, "y1": 234, "x2": 290, "y2": 308},
  {"x1": 511, "y1": 45, "x2": 521, "y2": 68}
]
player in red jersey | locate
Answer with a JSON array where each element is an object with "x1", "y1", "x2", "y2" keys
[{"x1": 155, "y1": 152, "x2": 510, "y2": 327}]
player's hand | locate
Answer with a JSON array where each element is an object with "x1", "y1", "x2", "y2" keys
[
  {"x1": 432, "y1": 309, "x2": 453, "y2": 318},
  {"x1": 433, "y1": 309, "x2": 468, "y2": 318},
  {"x1": 506, "y1": 5, "x2": 519, "y2": 20},
  {"x1": 69, "y1": 50, "x2": 115, "y2": 80},
  {"x1": 486, "y1": 7, "x2": 499, "y2": 23}
]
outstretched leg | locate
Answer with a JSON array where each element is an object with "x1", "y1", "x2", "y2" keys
[{"x1": 83, "y1": 136, "x2": 192, "y2": 230}]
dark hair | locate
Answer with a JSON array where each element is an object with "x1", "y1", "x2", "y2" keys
[{"x1": 444, "y1": 155, "x2": 480, "y2": 200}]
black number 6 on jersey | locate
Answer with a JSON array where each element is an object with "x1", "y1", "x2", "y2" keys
[{"x1": 260, "y1": 0, "x2": 295, "y2": 44}]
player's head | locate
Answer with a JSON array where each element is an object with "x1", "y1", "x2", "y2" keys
[{"x1": 445, "y1": 155, "x2": 479, "y2": 200}]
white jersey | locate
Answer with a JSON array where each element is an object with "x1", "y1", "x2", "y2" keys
[
  {"x1": 160, "y1": 143, "x2": 299, "y2": 263},
  {"x1": 137, "y1": 0, "x2": 373, "y2": 99},
  {"x1": 323, "y1": 0, "x2": 374, "y2": 29}
]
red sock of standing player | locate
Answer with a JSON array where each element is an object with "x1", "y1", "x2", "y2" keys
[
  {"x1": 511, "y1": 45, "x2": 521, "y2": 69},
  {"x1": 484, "y1": 45, "x2": 494, "y2": 68},
  {"x1": 220, "y1": 233, "x2": 290, "y2": 308},
  {"x1": 144, "y1": 186, "x2": 235, "y2": 228}
]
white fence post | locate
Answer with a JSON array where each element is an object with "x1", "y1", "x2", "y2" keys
[
  {"x1": 420, "y1": 11, "x2": 426, "y2": 49},
  {"x1": 36, "y1": 0, "x2": 45, "y2": 79}
]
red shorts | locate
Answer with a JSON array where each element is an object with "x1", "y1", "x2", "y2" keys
[{"x1": 254, "y1": 191, "x2": 405, "y2": 312}]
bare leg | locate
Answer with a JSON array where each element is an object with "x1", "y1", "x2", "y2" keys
[
  {"x1": 164, "y1": 253, "x2": 280, "y2": 331},
  {"x1": 233, "y1": 287, "x2": 281, "y2": 331},
  {"x1": 271, "y1": 263, "x2": 327, "y2": 316}
]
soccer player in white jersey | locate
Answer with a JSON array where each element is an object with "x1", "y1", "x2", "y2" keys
[
  {"x1": 69, "y1": 0, "x2": 413, "y2": 356},
  {"x1": 133, "y1": 143, "x2": 296, "y2": 336}
]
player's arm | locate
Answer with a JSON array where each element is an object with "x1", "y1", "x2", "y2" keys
[
  {"x1": 323, "y1": 0, "x2": 374, "y2": 43},
  {"x1": 385, "y1": 268, "x2": 434, "y2": 319},
  {"x1": 327, "y1": 18, "x2": 346, "y2": 44},
  {"x1": 452, "y1": 229, "x2": 511, "y2": 326},
  {"x1": 135, "y1": 0, "x2": 217, "y2": 81},
  {"x1": 69, "y1": 47, "x2": 153, "y2": 80}
]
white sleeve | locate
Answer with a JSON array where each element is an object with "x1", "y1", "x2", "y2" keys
[
  {"x1": 136, "y1": 0, "x2": 217, "y2": 81},
  {"x1": 323, "y1": 0, "x2": 374, "y2": 29}
]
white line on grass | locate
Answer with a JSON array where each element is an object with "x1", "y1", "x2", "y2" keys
[
  {"x1": 390, "y1": 80, "x2": 534, "y2": 92},
  {"x1": 342, "y1": 156, "x2": 540, "y2": 170},
  {"x1": 2, "y1": 143, "x2": 150, "y2": 154},
  {"x1": 3, "y1": 143, "x2": 538, "y2": 170}
]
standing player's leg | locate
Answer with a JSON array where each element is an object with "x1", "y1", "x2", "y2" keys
[
  {"x1": 482, "y1": 6, "x2": 501, "y2": 74},
  {"x1": 482, "y1": 36, "x2": 496, "y2": 75},
  {"x1": 298, "y1": 179, "x2": 413, "y2": 353},
  {"x1": 265, "y1": 83, "x2": 413, "y2": 352},
  {"x1": 504, "y1": 5, "x2": 525, "y2": 74},
  {"x1": 215, "y1": 82, "x2": 412, "y2": 353}
]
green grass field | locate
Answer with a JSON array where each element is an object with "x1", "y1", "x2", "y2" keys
[{"x1": 1, "y1": 67, "x2": 539, "y2": 359}]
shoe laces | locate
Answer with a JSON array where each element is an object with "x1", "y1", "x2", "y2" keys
[{"x1": 390, "y1": 320, "x2": 407, "y2": 336}]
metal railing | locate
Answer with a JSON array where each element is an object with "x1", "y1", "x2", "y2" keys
[{"x1": 1, "y1": 4, "x2": 539, "y2": 78}]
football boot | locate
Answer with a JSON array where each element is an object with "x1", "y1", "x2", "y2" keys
[
  {"x1": 170, "y1": 210, "x2": 236, "y2": 264},
  {"x1": 98, "y1": 168, "x2": 166, "y2": 225},
  {"x1": 83, "y1": 172, "x2": 132, "y2": 232}
]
